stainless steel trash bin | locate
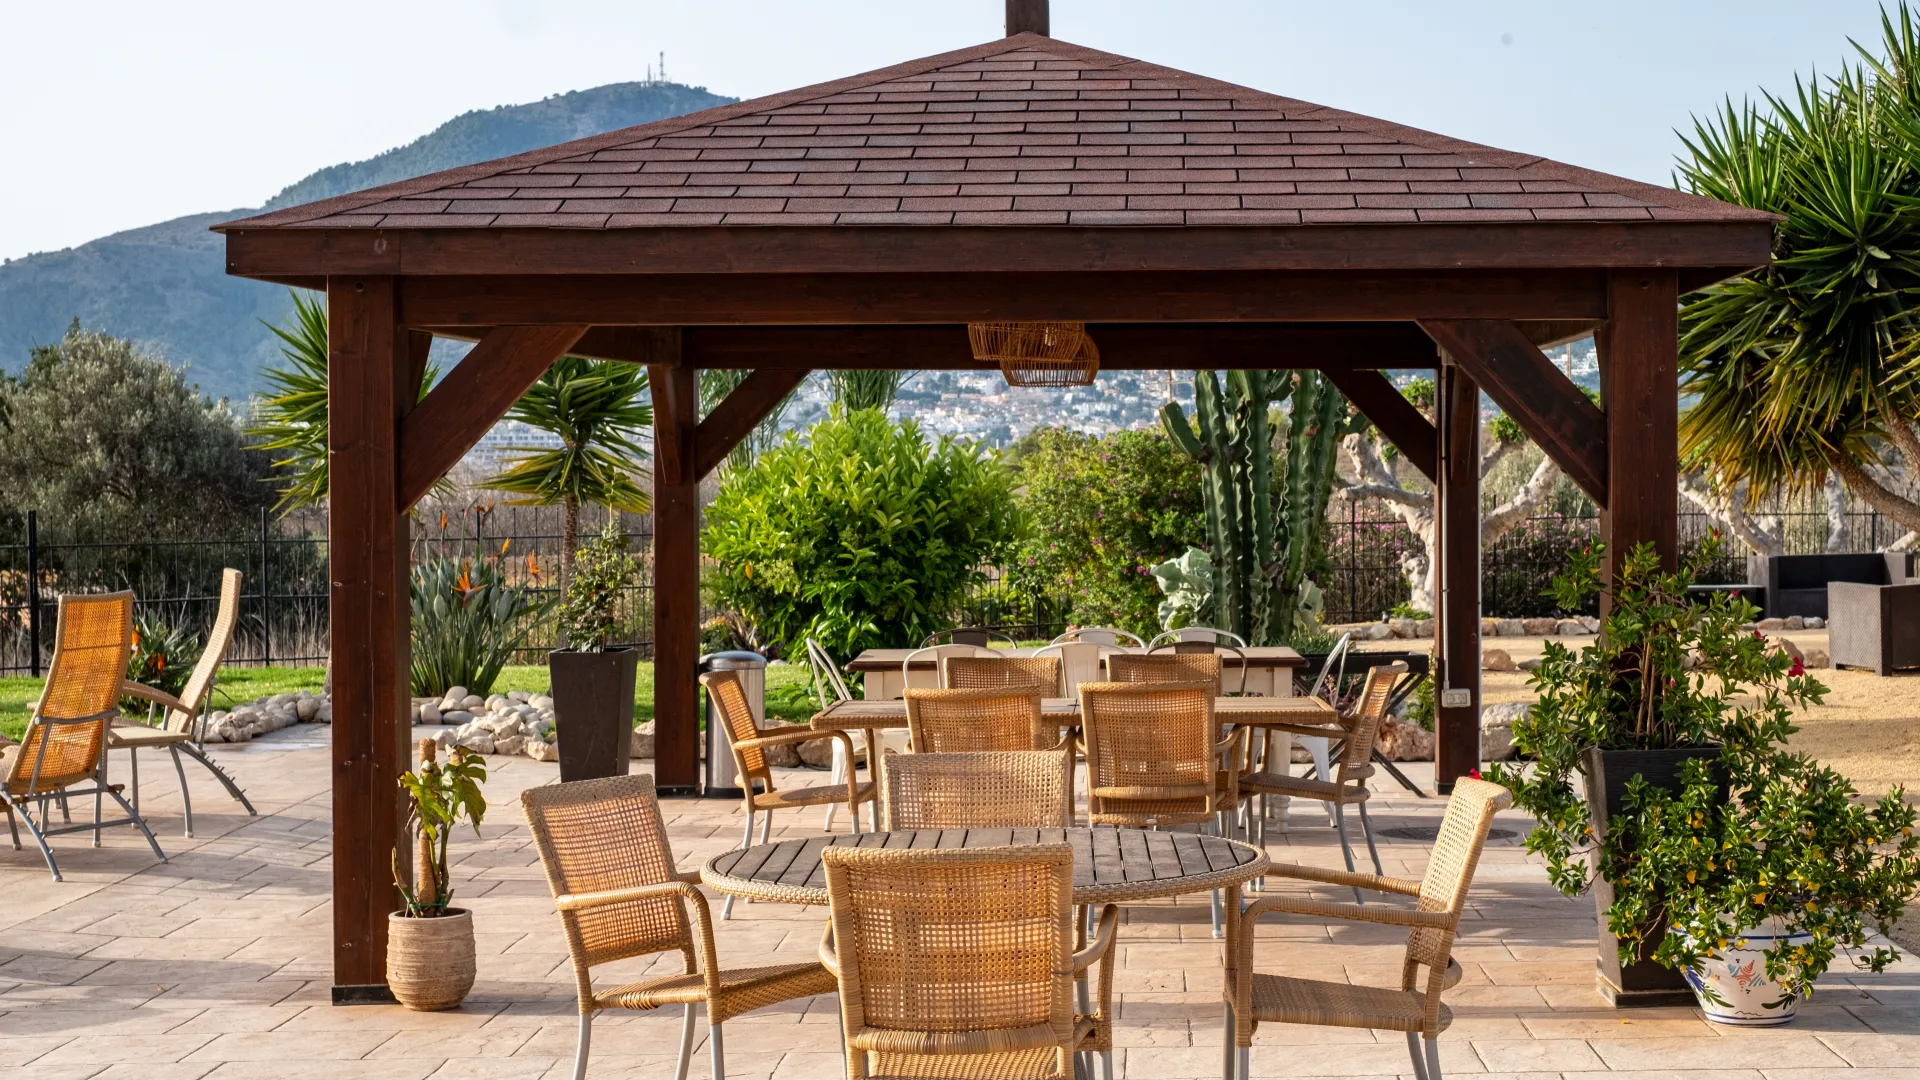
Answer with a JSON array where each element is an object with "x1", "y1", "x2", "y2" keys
[{"x1": 700, "y1": 650, "x2": 767, "y2": 797}]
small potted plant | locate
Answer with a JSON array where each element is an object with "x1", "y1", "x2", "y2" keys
[
  {"x1": 389, "y1": 739, "x2": 488, "y2": 1011},
  {"x1": 1491, "y1": 538, "x2": 1920, "y2": 1020},
  {"x1": 549, "y1": 519, "x2": 643, "y2": 781}
]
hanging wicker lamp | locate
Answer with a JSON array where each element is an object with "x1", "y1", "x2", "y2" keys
[{"x1": 968, "y1": 321, "x2": 1100, "y2": 388}]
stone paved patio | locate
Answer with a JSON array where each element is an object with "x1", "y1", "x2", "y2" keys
[{"x1": 4, "y1": 724, "x2": 1919, "y2": 1080}]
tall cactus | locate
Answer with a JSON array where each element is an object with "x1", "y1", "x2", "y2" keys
[{"x1": 1161, "y1": 371, "x2": 1354, "y2": 646}]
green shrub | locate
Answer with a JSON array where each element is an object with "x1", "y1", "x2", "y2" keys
[
  {"x1": 704, "y1": 408, "x2": 1023, "y2": 657},
  {"x1": 410, "y1": 555, "x2": 551, "y2": 696},
  {"x1": 125, "y1": 609, "x2": 201, "y2": 713},
  {"x1": 1006, "y1": 428, "x2": 1204, "y2": 635}
]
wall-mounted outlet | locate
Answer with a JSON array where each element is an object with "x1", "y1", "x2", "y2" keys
[{"x1": 1441, "y1": 689, "x2": 1473, "y2": 708}]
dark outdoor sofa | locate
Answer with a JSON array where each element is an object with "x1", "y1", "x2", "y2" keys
[
  {"x1": 1831, "y1": 570, "x2": 1920, "y2": 676},
  {"x1": 1747, "y1": 553, "x2": 1917, "y2": 620}
]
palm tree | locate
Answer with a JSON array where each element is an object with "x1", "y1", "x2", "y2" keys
[
  {"x1": 700, "y1": 368, "x2": 794, "y2": 473},
  {"x1": 485, "y1": 356, "x2": 653, "y2": 586},
  {"x1": 248, "y1": 290, "x2": 440, "y2": 513},
  {"x1": 826, "y1": 369, "x2": 912, "y2": 413},
  {"x1": 1676, "y1": 4, "x2": 1920, "y2": 533}
]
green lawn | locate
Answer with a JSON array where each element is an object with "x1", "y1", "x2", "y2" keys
[{"x1": 0, "y1": 660, "x2": 821, "y2": 742}]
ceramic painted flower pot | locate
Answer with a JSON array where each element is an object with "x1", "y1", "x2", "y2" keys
[
  {"x1": 386, "y1": 908, "x2": 475, "y2": 1011},
  {"x1": 1684, "y1": 919, "x2": 1812, "y2": 1026}
]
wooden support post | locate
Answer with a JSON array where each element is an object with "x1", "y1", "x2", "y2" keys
[
  {"x1": 325, "y1": 276, "x2": 412, "y2": 1003},
  {"x1": 1598, "y1": 269, "x2": 1680, "y2": 588},
  {"x1": 647, "y1": 339, "x2": 700, "y2": 794},
  {"x1": 1433, "y1": 362, "x2": 1482, "y2": 792}
]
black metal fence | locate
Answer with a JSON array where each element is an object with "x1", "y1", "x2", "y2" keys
[{"x1": 1, "y1": 497, "x2": 1907, "y2": 673}]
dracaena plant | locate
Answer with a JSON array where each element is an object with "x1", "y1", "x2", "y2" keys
[
  {"x1": 394, "y1": 745, "x2": 488, "y2": 917},
  {"x1": 1489, "y1": 537, "x2": 1920, "y2": 1001}
]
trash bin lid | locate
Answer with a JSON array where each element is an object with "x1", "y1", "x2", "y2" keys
[{"x1": 700, "y1": 650, "x2": 767, "y2": 669}]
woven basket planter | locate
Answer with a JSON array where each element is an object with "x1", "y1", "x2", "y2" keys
[
  {"x1": 387, "y1": 908, "x2": 476, "y2": 1011},
  {"x1": 968, "y1": 321, "x2": 1100, "y2": 387}
]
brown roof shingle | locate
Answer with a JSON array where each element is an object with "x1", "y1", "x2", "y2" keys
[{"x1": 220, "y1": 34, "x2": 1768, "y2": 232}]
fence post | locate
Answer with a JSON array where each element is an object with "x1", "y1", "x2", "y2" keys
[
  {"x1": 26, "y1": 509, "x2": 39, "y2": 678},
  {"x1": 260, "y1": 506, "x2": 272, "y2": 667}
]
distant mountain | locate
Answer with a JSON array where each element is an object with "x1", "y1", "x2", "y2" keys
[{"x1": 0, "y1": 82, "x2": 734, "y2": 401}]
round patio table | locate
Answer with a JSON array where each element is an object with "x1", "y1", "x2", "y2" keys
[{"x1": 701, "y1": 826, "x2": 1269, "y2": 906}]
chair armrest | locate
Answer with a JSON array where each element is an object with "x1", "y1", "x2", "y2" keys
[
  {"x1": 555, "y1": 879, "x2": 706, "y2": 912},
  {"x1": 1072, "y1": 904, "x2": 1119, "y2": 974},
  {"x1": 1091, "y1": 783, "x2": 1213, "y2": 801},
  {"x1": 675, "y1": 869, "x2": 703, "y2": 885},
  {"x1": 1243, "y1": 894, "x2": 1452, "y2": 929},
  {"x1": 1264, "y1": 861, "x2": 1422, "y2": 895},
  {"x1": 736, "y1": 727, "x2": 855, "y2": 753},
  {"x1": 818, "y1": 922, "x2": 841, "y2": 978},
  {"x1": 119, "y1": 681, "x2": 186, "y2": 712}
]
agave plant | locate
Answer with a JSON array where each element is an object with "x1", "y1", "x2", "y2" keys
[
  {"x1": 248, "y1": 290, "x2": 441, "y2": 514},
  {"x1": 409, "y1": 555, "x2": 552, "y2": 697},
  {"x1": 1676, "y1": 3, "x2": 1920, "y2": 531}
]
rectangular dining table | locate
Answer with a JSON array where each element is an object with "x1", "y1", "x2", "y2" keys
[{"x1": 847, "y1": 645, "x2": 1308, "y2": 700}]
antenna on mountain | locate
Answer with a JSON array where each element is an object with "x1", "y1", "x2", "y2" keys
[{"x1": 659, "y1": 51, "x2": 667, "y2": 83}]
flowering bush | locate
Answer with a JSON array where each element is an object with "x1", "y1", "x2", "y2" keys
[
  {"x1": 125, "y1": 610, "x2": 200, "y2": 707},
  {"x1": 1489, "y1": 538, "x2": 1920, "y2": 1001}
]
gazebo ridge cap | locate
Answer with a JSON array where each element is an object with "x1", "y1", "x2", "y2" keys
[{"x1": 215, "y1": 30, "x2": 1772, "y2": 236}]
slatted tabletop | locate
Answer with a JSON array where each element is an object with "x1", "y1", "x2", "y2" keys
[
  {"x1": 809, "y1": 695, "x2": 1336, "y2": 732},
  {"x1": 847, "y1": 647, "x2": 1306, "y2": 672},
  {"x1": 702, "y1": 826, "x2": 1269, "y2": 906}
]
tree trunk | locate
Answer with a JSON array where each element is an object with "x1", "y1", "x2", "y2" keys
[
  {"x1": 1830, "y1": 455, "x2": 1920, "y2": 535},
  {"x1": 1825, "y1": 473, "x2": 1849, "y2": 553},
  {"x1": 561, "y1": 494, "x2": 580, "y2": 596}
]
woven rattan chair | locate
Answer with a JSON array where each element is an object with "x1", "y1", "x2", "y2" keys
[
  {"x1": 904, "y1": 687, "x2": 1054, "y2": 753},
  {"x1": 820, "y1": 844, "x2": 1118, "y2": 1080},
  {"x1": 703, "y1": 669, "x2": 874, "y2": 918},
  {"x1": 919, "y1": 627, "x2": 1019, "y2": 649},
  {"x1": 111, "y1": 568, "x2": 256, "y2": 837},
  {"x1": 3, "y1": 592, "x2": 166, "y2": 881},
  {"x1": 881, "y1": 749, "x2": 1075, "y2": 829},
  {"x1": 941, "y1": 654, "x2": 1062, "y2": 696},
  {"x1": 806, "y1": 637, "x2": 862, "y2": 831},
  {"x1": 1223, "y1": 778, "x2": 1513, "y2": 1080},
  {"x1": 522, "y1": 774, "x2": 836, "y2": 1080},
  {"x1": 1240, "y1": 662, "x2": 1404, "y2": 900},
  {"x1": 1031, "y1": 641, "x2": 1120, "y2": 698},
  {"x1": 1079, "y1": 680, "x2": 1243, "y2": 936},
  {"x1": 1142, "y1": 637, "x2": 1251, "y2": 696},
  {"x1": 1106, "y1": 651, "x2": 1221, "y2": 687}
]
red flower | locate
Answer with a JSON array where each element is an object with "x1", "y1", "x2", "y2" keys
[
  {"x1": 1789, "y1": 659, "x2": 1805, "y2": 678},
  {"x1": 1467, "y1": 768, "x2": 1482, "y2": 780}
]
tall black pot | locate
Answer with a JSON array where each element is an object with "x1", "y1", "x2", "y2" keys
[
  {"x1": 1580, "y1": 744, "x2": 1722, "y2": 1007},
  {"x1": 549, "y1": 647, "x2": 640, "y2": 782}
]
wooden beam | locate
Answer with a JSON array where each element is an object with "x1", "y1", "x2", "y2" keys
[
  {"x1": 405, "y1": 330, "x2": 432, "y2": 395},
  {"x1": 399, "y1": 270, "x2": 1611, "y2": 327},
  {"x1": 224, "y1": 221, "x2": 1775, "y2": 280},
  {"x1": 647, "y1": 355, "x2": 701, "y2": 795},
  {"x1": 541, "y1": 323, "x2": 1447, "y2": 372},
  {"x1": 1599, "y1": 269, "x2": 1681, "y2": 579},
  {"x1": 1418, "y1": 319, "x2": 1608, "y2": 505},
  {"x1": 1434, "y1": 363, "x2": 1482, "y2": 792},
  {"x1": 324, "y1": 275, "x2": 412, "y2": 1001},
  {"x1": 395, "y1": 325, "x2": 587, "y2": 511},
  {"x1": 1322, "y1": 369, "x2": 1438, "y2": 483},
  {"x1": 694, "y1": 368, "x2": 811, "y2": 480}
]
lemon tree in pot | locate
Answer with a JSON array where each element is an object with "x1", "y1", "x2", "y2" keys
[
  {"x1": 1490, "y1": 538, "x2": 1920, "y2": 1018},
  {"x1": 549, "y1": 520, "x2": 643, "y2": 781},
  {"x1": 389, "y1": 740, "x2": 488, "y2": 1011}
]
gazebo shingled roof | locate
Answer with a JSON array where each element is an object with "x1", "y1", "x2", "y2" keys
[
  {"x1": 217, "y1": 21, "x2": 1773, "y2": 1006},
  {"x1": 223, "y1": 34, "x2": 1769, "y2": 234}
]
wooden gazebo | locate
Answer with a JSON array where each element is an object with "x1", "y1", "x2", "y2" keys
[{"x1": 217, "y1": 8, "x2": 1772, "y2": 1000}]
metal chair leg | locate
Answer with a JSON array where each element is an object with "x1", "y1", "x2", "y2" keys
[
  {"x1": 1356, "y1": 799, "x2": 1383, "y2": 876},
  {"x1": 723, "y1": 811, "x2": 753, "y2": 921},
  {"x1": 759, "y1": 810, "x2": 773, "y2": 845},
  {"x1": 708, "y1": 1020, "x2": 725, "y2": 1080},
  {"x1": 104, "y1": 786, "x2": 166, "y2": 862},
  {"x1": 822, "y1": 739, "x2": 845, "y2": 830},
  {"x1": 1221, "y1": 1003, "x2": 1235, "y2": 1080},
  {"x1": 674, "y1": 1003, "x2": 696, "y2": 1080},
  {"x1": 1424, "y1": 1036, "x2": 1442, "y2": 1080},
  {"x1": 14, "y1": 801, "x2": 63, "y2": 881},
  {"x1": 1406, "y1": 1032, "x2": 1430, "y2": 1080},
  {"x1": 1238, "y1": 1046, "x2": 1249, "y2": 1080},
  {"x1": 1101, "y1": 1049, "x2": 1114, "y2": 1080},
  {"x1": 1331, "y1": 803, "x2": 1362, "y2": 904},
  {"x1": 4, "y1": 802, "x2": 17, "y2": 850},
  {"x1": 177, "y1": 743, "x2": 256, "y2": 815},
  {"x1": 168, "y1": 746, "x2": 194, "y2": 838},
  {"x1": 129, "y1": 746, "x2": 140, "y2": 814},
  {"x1": 571, "y1": 1012, "x2": 592, "y2": 1080}
]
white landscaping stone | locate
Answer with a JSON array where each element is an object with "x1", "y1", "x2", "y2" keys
[
  {"x1": 1482, "y1": 648, "x2": 1517, "y2": 673},
  {"x1": 1554, "y1": 619, "x2": 1587, "y2": 636},
  {"x1": 417, "y1": 703, "x2": 440, "y2": 724},
  {"x1": 443, "y1": 710, "x2": 475, "y2": 727},
  {"x1": 1804, "y1": 647, "x2": 1830, "y2": 669},
  {"x1": 508, "y1": 690, "x2": 530, "y2": 703},
  {"x1": 494, "y1": 734, "x2": 527, "y2": 757},
  {"x1": 631, "y1": 722, "x2": 654, "y2": 759},
  {"x1": 1806, "y1": 616, "x2": 1825, "y2": 630},
  {"x1": 460, "y1": 735, "x2": 496, "y2": 756},
  {"x1": 1783, "y1": 615, "x2": 1805, "y2": 631},
  {"x1": 1480, "y1": 702, "x2": 1528, "y2": 761},
  {"x1": 315, "y1": 703, "x2": 332, "y2": 723},
  {"x1": 485, "y1": 694, "x2": 510, "y2": 713},
  {"x1": 461, "y1": 694, "x2": 485, "y2": 710},
  {"x1": 526, "y1": 739, "x2": 559, "y2": 763},
  {"x1": 1495, "y1": 618, "x2": 1525, "y2": 637}
]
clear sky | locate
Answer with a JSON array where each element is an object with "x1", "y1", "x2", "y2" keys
[{"x1": 0, "y1": 0, "x2": 1891, "y2": 263}]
